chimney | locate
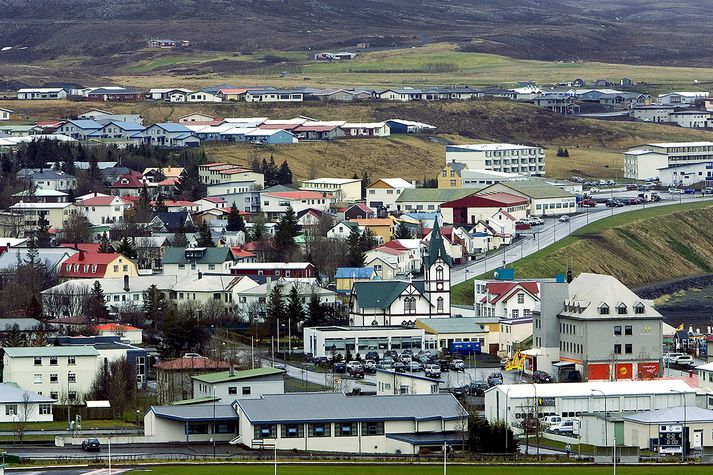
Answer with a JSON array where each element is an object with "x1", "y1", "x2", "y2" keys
[
  {"x1": 123, "y1": 274, "x2": 130, "y2": 292},
  {"x1": 566, "y1": 265, "x2": 573, "y2": 283},
  {"x1": 78, "y1": 250, "x2": 85, "y2": 261}
]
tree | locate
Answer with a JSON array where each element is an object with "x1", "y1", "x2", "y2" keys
[
  {"x1": 143, "y1": 284, "x2": 167, "y2": 330},
  {"x1": 98, "y1": 232, "x2": 113, "y2": 253},
  {"x1": 116, "y1": 236, "x2": 137, "y2": 259},
  {"x1": 276, "y1": 160, "x2": 293, "y2": 185},
  {"x1": 564, "y1": 148, "x2": 570, "y2": 157},
  {"x1": 60, "y1": 213, "x2": 92, "y2": 244},
  {"x1": 87, "y1": 154, "x2": 102, "y2": 190},
  {"x1": 266, "y1": 284, "x2": 286, "y2": 338},
  {"x1": 285, "y1": 283, "x2": 306, "y2": 334},
  {"x1": 359, "y1": 228, "x2": 379, "y2": 252},
  {"x1": 154, "y1": 193, "x2": 168, "y2": 212},
  {"x1": 227, "y1": 203, "x2": 246, "y2": 232},
  {"x1": 249, "y1": 214, "x2": 267, "y2": 242},
  {"x1": 35, "y1": 214, "x2": 52, "y2": 247},
  {"x1": 306, "y1": 290, "x2": 327, "y2": 327},
  {"x1": 158, "y1": 302, "x2": 208, "y2": 358},
  {"x1": 394, "y1": 222, "x2": 413, "y2": 239},
  {"x1": 88, "y1": 357, "x2": 136, "y2": 419},
  {"x1": 13, "y1": 392, "x2": 33, "y2": 442},
  {"x1": 196, "y1": 221, "x2": 214, "y2": 247},
  {"x1": 84, "y1": 281, "x2": 110, "y2": 321},
  {"x1": 171, "y1": 227, "x2": 189, "y2": 248},
  {"x1": 360, "y1": 171, "x2": 370, "y2": 200},
  {"x1": 272, "y1": 206, "x2": 300, "y2": 261},
  {"x1": 346, "y1": 229, "x2": 365, "y2": 267},
  {"x1": 467, "y1": 415, "x2": 518, "y2": 453}
]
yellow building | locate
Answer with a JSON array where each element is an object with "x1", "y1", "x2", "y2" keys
[
  {"x1": 351, "y1": 218, "x2": 395, "y2": 244},
  {"x1": 335, "y1": 267, "x2": 378, "y2": 296},
  {"x1": 438, "y1": 162, "x2": 466, "y2": 188},
  {"x1": 59, "y1": 252, "x2": 139, "y2": 279}
]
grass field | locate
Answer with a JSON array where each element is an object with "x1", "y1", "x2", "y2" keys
[
  {"x1": 0, "y1": 419, "x2": 134, "y2": 431},
  {"x1": 125, "y1": 464, "x2": 713, "y2": 475},
  {"x1": 452, "y1": 200, "x2": 713, "y2": 305}
]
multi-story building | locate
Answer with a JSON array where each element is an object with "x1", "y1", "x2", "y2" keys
[
  {"x1": 366, "y1": 178, "x2": 415, "y2": 212},
  {"x1": 260, "y1": 190, "x2": 334, "y2": 220},
  {"x1": 155, "y1": 356, "x2": 230, "y2": 404},
  {"x1": 445, "y1": 144, "x2": 545, "y2": 176},
  {"x1": 77, "y1": 194, "x2": 129, "y2": 225},
  {"x1": 474, "y1": 279, "x2": 540, "y2": 319},
  {"x1": 192, "y1": 368, "x2": 285, "y2": 404},
  {"x1": 198, "y1": 162, "x2": 264, "y2": 186},
  {"x1": 8, "y1": 202, "x2": 77, "y2": 235},
  {"x1": 299, "y1": 178, "x2": 362, "y2": 202},
  {"x1": 624, "y1": 142, "x2": 713, "y2": 180},
  {"x1": 532, "y1": 273, "x2": 663, "y2": 381}
]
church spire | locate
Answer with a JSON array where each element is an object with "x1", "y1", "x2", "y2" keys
[{"x1": 424, "y1": 218, "x2": 452, "y2": 268}]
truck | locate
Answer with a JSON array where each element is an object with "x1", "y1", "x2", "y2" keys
[{"x1": 449, "y1": 341, "x2": 481, "y2": 355}]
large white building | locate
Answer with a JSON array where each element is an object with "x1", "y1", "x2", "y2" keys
[
  {"x1": 299, "y1": 178, "x2": 362, "y2": 202},
  {"x1": 366, "y1": 178, "x2": 415, "y2": 212},
  {"x1": 658, "y1": 162, "x2": 713, "y2": 187},
  {"x1": 303, "y1": 325, "x2": 429, "y2": 358},
  {"x1": 445, "y1": 144, "x2": 545, "y2": 176},
  {"x1": 624, "y1": 142, "x2": 713, "y2": 181},
  {"x1": 192, "y1": 367, "x2": 285, "y2": 404}
]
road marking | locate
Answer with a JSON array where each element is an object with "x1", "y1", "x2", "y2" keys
[{"x1": 83, "y1": 469, "x2": 130, "y2": 475}]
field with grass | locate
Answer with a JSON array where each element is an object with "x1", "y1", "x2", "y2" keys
[
  {"x1": 125, "y1": 464, "x2": 713, "y2": 475},
  {"x1": 452, "y1": 201, "x2": 713, "y2": 305}
]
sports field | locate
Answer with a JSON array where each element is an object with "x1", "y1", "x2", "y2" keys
[{"x1": 126, "y1": 464, "x2": 711, "y2": 475}]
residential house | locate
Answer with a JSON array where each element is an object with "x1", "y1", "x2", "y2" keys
[
  {"x1": 335, "y1": 267, "x2": 378, "y2": 295},
  {"x1": 148, "y1": 211, "x2": 194, "y2": 233},
  {"x1": 234, "y1": 280, "x2": 336, "y2": 320},
  {"x1": 192, "y1": 367, "x2": 285, "y2": 404},
  {"x1": 16, "y1": 88, "x2": 68, "y2": 100},
  {"x1": 244, "y1": 90, "x2": 304, "y2": 102},
  {"x1": 95, "y1": 323, "x2": 143, "y2": 345},
  {"x1": 58, "y1": 252, "x2": 139, "y2": 279},
  {"x1": 170, "y1": 274, "x2": 258, "y2": 311},
  {"x1": 340, "y1": 122, "x2": 390, "y2": 138},
  {"x1": 350, "y1": 218, "x2": 394, "y2": 244},
  {"x1": 260, "y1": 190, "x2": 334, "y2": 220},
  {"x1": 474, "y1": 279, "x2": 540, "y2": 320},
  {"x1": 230, "y1": 262, "x2": 316, "y2": 279},
  {"x1": 21, "y1": 169, "x2": 78, "y2": 192},
  {"x1": 8, "y1": 202, "x2": 78, "y2": 234},
  {"x1": 162, "y1": 247, "x2": 235, "y2": 277},
  {"x1": 657, "y1": 92, "x2": 709, "y2": 105},
  {"x1": 300, "y1": 178, "x2": 361, "y2": 202},
  {"x1": 87, "y1": 121, "x2": 145, "y2": 140},
  {"x1": 136, "y1": 123, "x2": 200, "y2": 148},
  {"x1": 385, "y1": 119, "x2": 436, "y2": 134},
  {"x1": 395, "y1": 188, "x2": 473, "y2": 214},
  {"x1": 245, "y1": 129, "x2": 297, "y2": 145},
  {"x1": 77, "y1": 194, "x2": 129, "y2": 225},
  {"x1": 366, "y1": 178, "x2": 415, "y2": 212},
  {"x1": 149, "y1": 88, "x2": 193, "y2": 101},
  {"x1": 377, "y1": 88, "x2": 423, "y2": 101},
  {"x1": 440, "y1": 192, "x2": 528, "y2": 225},
  {"x1": 292, "y1": 123, "x2": 346, "y2": 141},
  {"x1": 438, "y1": 162, "x2": 467, "y2": 188},
  {"x1": 344, "y1": 203, "x2": 374, "y2": 220},
  {"x1": 326, "y1": 220, "x2": 360, "y2": 240},
  {"x1": 87, "y1": 88, "x2": 144, "y2": 102},
  {"x1": 78, "y1": 110, "x2": 143, "y2": 124},
  {"x1": 0, "y1": 108, "x2": 13, "y2": 121},
  {"x1": 110, "y1": 171, "x2": 151, "y2": 197},
  {"x1": 0, "y1": 384, "x2": 54, "y2": 423},
  {"x1": 498, "y1": 317, "x2": 534, "y2": 358},
  {"x1": 178, "y1": 113, "x2": 216, "y2": 124}
]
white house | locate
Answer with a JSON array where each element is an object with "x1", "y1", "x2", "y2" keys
[
  {"x1": 17, "y1": 88, "x2": 68, "y2": 100},
  {"x1": 77, "y1": 194, "x2": 129, "y2": 225},
  {"x1": 2, "y1": 346, "x2": 99, "y2": 403},
  {"x1": 260, "y1": 190, "x2": 334, "y2": 220},
  {"x1": 192, "y1": 367, "x2": 285, "y2": 404},
  {"x1": 340, "y1": 122, "x2": 391, "y2": 138},
  {"x1": 474, "y1": 279, "x2": 540, "y2": 319},
  {"x1": 244, "y1": 90, "x2": 304, "y2": 103},
  {"x1": 375, "y1": 369, "x2": 441, "y2": 395},
  {"x1": 187, "y1": 91, "x2": 223, "y2": 102},
  {"x1": 366, "y1": 178, "x2": 415, "y2": 212},
  {"x1": 299, "y1": 178, "x2": 362, "y2": 202},
  {"x1": 498, "y1": 317, "x2": 533, "y2": 358},
  {"x1": 0, "y1": 384, "x2": 54, "y2": 423},
  {"x1": 0, "y1": 108, "x2": 13, "y2": 121},
  {"x1": 171, "y1": 274, "x2": 259, "y2": 311},
  {"x1": 235, "y1": 280, "x2": 336, "y2": 319},
  {"x1": 657, "y1": 92, "x2": 709, "y2": 105}
]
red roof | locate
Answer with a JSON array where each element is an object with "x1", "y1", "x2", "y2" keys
[
  {"x1": 59, "y1": 252, "x2": 129, "y2": 278},
  {"x1": 230, "y1": 247, "x2": 256, "y2": 259},
  {"x1": 157, "y1": 177, "x2": 181, "y2": 186},
  {"x1": 382, "y1": 240, "x2": 410, "y2": 251},
  {"x1": 80, "y1": 195, "x2": 124, "y2": 206},
  {"x1": 264, "y1": 191, "x2": 333, "y2": 200},
  {"x1": 202, "y1": 162, "x2": 227, "y2": 167},
  {"x1": 154, "y1": 357, "x2": 230, "y2": 371},
  {"x1": 96, "y1": 323, "x2": 141, "y2": 332},
  {"x1": 111, "y1": 173, "x2": 144, "y2": 188},
  {"x1": 487, "y1": 281, "x2": 539, "y2": 304},
  {"x1": 36, "y1": 120, "x2": 64, "y2": 128},
  {"x1": 257, "y1": 123, "x2": 300, "y2": 131},
  {"x1": 293, "y1": 124, "x2": 338, "y2": 133},
  {"x1": 218, "y1": 88, "x2": 248, "y2": 95},
  {"x1": 60, "y1": 243, "x2": 102, "y2": 253},
  {"x1": 441, "y1": 192, "x2": 528, "y2": 209}
]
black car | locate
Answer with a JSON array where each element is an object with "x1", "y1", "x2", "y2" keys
[
  {"x1": 393, "y1": 362, "x2": 406, "y2": 373},
  {"x1": 450, "y1": 385, "x2": 466, "y2": 399},
  {"x1": 437, "y1": 359, "x2": 451, "y2": 372},
  {"x1": 333, "y1": 362, "x2": 346, "y2": 373},
  {"x1": 383, "y1": 350, "x2": 398, "y2": 360},
  {"x1": 487, "y1": 372, "x2": 504, "y2": 387},
  {"x1": 348, "y1": 366, "x2": 365, "y2": 378},
  {"x1": 365, "y1": 351, "x2": 380, "y2": 361},
  {"x1": 467, "y1": 380, "x2": 489, "y2": 396},
  {"x1": 81, "y1": 438, "x2": 101, "y2": 452},
  {"x1": 532, "y1": 370, "x2": 553, "y2": 383},
  {"x1": 312, "y1": 356, "x2": 328, "y2": 366}
]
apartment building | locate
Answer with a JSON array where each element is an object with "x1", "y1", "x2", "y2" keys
[
  {"x1": 445, "y1": 144, "x2": 545, "y2": 176},
  {"x1": 624, "y1": 142, "x2": 713, "y2": 180}
]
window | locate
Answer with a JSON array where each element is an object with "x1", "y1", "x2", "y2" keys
[
  {"x1": 308, "y1": 423, "x2": 331, "y2": 437},
  {"x1": 335, "y1": 422, "x2": 357, "y2": 436},
  {"x1": 113, "y1": 265, "x2": 119, "y2": 272},
  {"x1": 599, "y1": 304, "x2": 610, "y2": 315},
  {"x1": 34, "y1": 357, "x2": 42, "y2": 366},
  {"x1": 68, "y1": 356, "x2": 76, "y2": 365},
  {"x1": 68, "y1": 372, "x2": 76, "y2": 383},
  {"x1": 517, "y1": 293, "x2": 525, "y2": 304},
  {"x1": 178, "y1": 264, "x2": 185, "y2": 270},
  {"x1": 437, "y1": 297, "x2": 444, "y2": 313},
  {"x1": 49, "y1": 357, "x2": 58, "y2": 366},
  {"x1": 254, "y1": 424, "x2": 277, "y2": 439},
  {"x1": 625, "y1": 325, "x2": 632, "y2": 335},
  {"x1": 512, "y1": 309, "x2": 519, "y2": 318},
  {"x1": 187, "y1": 423, "x2": 209, "y2": 434},
  {"x1": 5, "y1": 405, "x2": 17, "y2": 416},
  {"x1": 34, "y1": 374, "x2": 42, "y2": 384},
  {"x1": 50, "y1": 391, "x2": 58, "y2": 399},
  {"x1": 208, "y1": 264, "x2": 216, "y2": 270},
  {"x1": 361, "y1": 421, "x2": 385, "y2": 436},
  {"x1": 68, "y1": 391, "x2": 77, "y2": 401},
  {"x1": 39, "y1": 404, "x2": 51, "y2": 415},
  {"x1": 436, "y1": 265, "x2": 444, "y2": 282},
  {"x1": 281, "y1": 424, "x2": 304, "y2": 438},
  {"x1": 614, "y1": 344, "x2": 622, "y2": 354},
  {"x1": 228, "y1": 387, "x2": 237, "y2": 395},
  {"x1": 625, "y1": 344, "x2": 633, "y2": 354},
  {"x1": 634, "y1": 303, "x2": 645, "y2": 314},
  {"x1": 242, "y1": 387, "x2": 251, "y2": 395},
  {"x1": 214, "y1": 422, "x2": 236, "y2": 434},
  {"x1": 614, "y1": 326, "x2": 621, "y2": 336},
  {"x1": 50, "y1": 374, "x2": 58, "y2": 384},
  {"x1": 617, "y1": 304, "x2": 627, "y2": 315}
]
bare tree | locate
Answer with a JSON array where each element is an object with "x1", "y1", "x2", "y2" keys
[
  {"x1": 42, "y1": 282, "x2": 90, "y2": 319},
  {"x1": 13, "y1": 392, "x2": 34, "y2": 442},
  {"x1": 118, "y1": 301, "x2": 146, "y2": 328},
  {"x1": 202, "y1": 298, "x2": 228, "y2": 324}
]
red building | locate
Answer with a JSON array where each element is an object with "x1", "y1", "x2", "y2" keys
[{"x1": 230, "y1": 262, "x2": 316, "y2": 278}]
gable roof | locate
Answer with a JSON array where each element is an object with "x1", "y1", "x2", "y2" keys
[
  {"x1": 424, "y1": 220, "x2": 452, "y2": 267},
  {"x1": 352, "y1": 280, "x2": 427, "y2": 309},
  {"x1": 484, "y1": 180, "x2": 574, "y2": 199},
  {"x1": 335, "y1": 267, "x2": 376, "y2": 279},
  {"x1": 397, "y1": 188, "x2": 474, "y2": 203},
  {"x1": 163, "y1": 247, "x2": 233, "y2": 265},
  {"x1": 192, "y1": 367, "x2": 284, "y2": 384},
  {"x1": 368, "y1": 178, "x2": 413, "y2": 189},
  {"x1": 441, "y1": 192, "x2": 528, "y2": 209},
  {"x1": 487, "y1": 281, "x2": 539, "y2": 304},
  {"x1": 0, "y1": 383, "x2": 55, "y2": 404}
]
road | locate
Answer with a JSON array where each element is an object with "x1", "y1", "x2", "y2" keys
[{"x1": 451, "y1": 193, "x2": 713, "y2": 285}]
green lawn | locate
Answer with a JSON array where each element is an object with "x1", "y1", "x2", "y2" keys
[
  {"x1": 127, "y1": 465, "x2": 713, "y2": 475},
  {"x1": 0, "y1": 419, "x2": 135, "y2": 431},
  {"x1": 452, "y1": 199, "x2": 713, "y2": 305}
]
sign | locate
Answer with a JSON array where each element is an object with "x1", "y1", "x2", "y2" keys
[
  {"x1": 658, "y1": 424, "x2": 683, "y2": 454},
  {"x1": 538, "y1": 397, "x2": 555, "y2": 407},
  {"x1": 615, "y1": 363, "x2": 633, "y2": 380},
  {"x1": 638, "y1": 362, "x2": 659, "y2": 379}
]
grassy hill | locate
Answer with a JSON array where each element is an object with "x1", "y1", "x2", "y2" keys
[{"x1": 452, "y1": 201, "x2": 713, "y2": 305}]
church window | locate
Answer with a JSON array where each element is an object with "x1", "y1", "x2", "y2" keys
[
  {"x1": 437, "y1": 297, "x2": 444, "y2": 313},
  {"x1": 436, "y1": 266, "x2": 444, "y2": 282}
]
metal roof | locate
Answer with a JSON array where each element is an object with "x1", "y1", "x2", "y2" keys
[
  {"x1": 237, "y1": 393, "x2": 465, "y2": 424},
  {"x1": 4, "y1": 346, "x2": 98, "y2": 357},
  {"x1": 352, "y1": 280, "x2": 426, "y2": 309},
  {"x1": 416, "y1": 317, "x2": 489, "y2": 334},
  {"x1": 151, "y1": 404, "x2": 238, "y2": 422},
  {"x1": 0, "y1": 383, "x2": 55, "y2": 404},
  {"x1": 192, "y1": 367, "x2": 284, "y2": 384},
  {"x1": 397, "y1": 188, "x2": 473, "y2": 203},
  {"x1": 488, "y1": 179, "x2": 575, "y2": 199},
  {"x1": 488, "y1": 380, "x2": 696, "y2": 399},
  {"x1": 623, "y1": 406, "x2": 713, "y2": 424}
]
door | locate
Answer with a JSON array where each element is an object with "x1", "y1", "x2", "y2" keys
[{"x1": 694, "y1": 430, "x2": 703, "y2": 449}]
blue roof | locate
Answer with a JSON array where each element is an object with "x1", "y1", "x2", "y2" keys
[
  {"x1": 336, "y1": 267, "x2": 375, "y2": 279},
  {"x1": 154, "y1": 123, "x2": 192, "y2": 133},
  {"x1": 67, "y1": 120, "x2": 102, "y2": 129}
]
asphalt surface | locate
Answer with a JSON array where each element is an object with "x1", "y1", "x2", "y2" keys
[{"x1": 451, "y1": 193, "x2": 713, "y2": 285}]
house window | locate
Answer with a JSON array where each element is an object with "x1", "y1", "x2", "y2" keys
[
  {"x1": 614, "y1": 326, "x2": 621, "y2": 336},
  {"x1": 335, "y1": 422, "x2": 357, "y2": 436},
  {"x1": 50, "y1": 374, "x2": 58, "y2": 383},
  {"x1": 178, "y1": 264, "x2": 185, "y2": 270},
  {"x1": 242, "y1": 387, "x2": 251, "y2": 395},
  {"x1": 512, "y1": 309, "x2": 519, "y2": 318},
  {"x1": 625, "y1": 344, "x2": 633, "y2": 354},
  {"x1": 39, "y1": 404, "x2": 51, "y2": 415},
  {"x1": 228, "y1": 387, "x2": 237, "y2": 395},
  {"x1": 614, "y1": 344, "x2": 622, "y2": 354},
  {"x1": 68, "y1": 391, "x2": 77, "y2": 401},
  {"x1": 281, "y1": 424, "x2": 304, "y2": 438},
  {"x1": 617, "y1": 304, "x2": 627, "y2": 315},
  {"x1": 437, "y1": 297, "x2": 444, "y2": 313},
  {"x1": 50, "y1": 391, "x2": 58, "y2": 399},
  {"x1": 34, "y1": 374, "x2": 42, "y2": 384},
  {"x1": 34, "y1": 357, "x2": 42, "y2": 366},
  {"x1": 361, "y1": 421, "x2": 384, "y2": 436},
  {"x1": 599, "y1": 304, "x2": 610, "y2": 315},
  {"x1": 68, "y1": 372, "x2": 76, "y2": 383},
  {"x1": 68, "y1": 356, "x2": 76, "y2": 365},
  {"x1": 5, "y1": 405, "x2": 17, "y2": 416},
  {"x1": 187, "y1": 423, "x2": 209, "y2": 434},
  {"x1": 49, "y1": 357, "x2": 58, "y2": 365},
  {"x1": 254, "y1": 424, "x2": 277, "y2": 439},
  {"x1": 308, "y1": 423, "x2": 331, "y2": 437},
  {"x1": 208, "y1": 264, "x2": 216, "y2": 270},
  {"x1": 625, "y1": 325, "x2": 632, "y2": 335},
  {"x1": 517, "y1": 293, "x2": 525, "y2": 304},
  {"x1": 634, "y1": 304, "x2": 645, "y2": 314},
  {"x1": 113, "y1": 265, "x2": 119, "y2": 272}
]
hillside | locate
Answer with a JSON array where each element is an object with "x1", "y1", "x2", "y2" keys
[
  {"x1": 452, "y1": 202, "x2": 713, "y2": 305},
  {"x1": 2, "y1": 0, "x2": 713, "y2": 69}
]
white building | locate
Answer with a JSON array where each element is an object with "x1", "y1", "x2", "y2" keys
[
  {"x1": 303, "y1": 326, "x2": 429, "y2": 358},
  {"x1": 669, "y1": 110, "x2": 711, "y2": 128},
  {"x1": 657, "y1": 92, "x2": 709, "y2": 105},
  {"x1": 172, "y1": 274, "x2": 259, "y2": 310},
  {"x1": 17, "y1": 88, "x2": 68, "y2": 100},
  {"x1": 630, "y1": 106, "x2": 676, "y2": 123},
  {"x1": 498, "y1": 317, "x2": 533, "y2": 358},
  {"x1": 366, "y1": 178, "x2": 415, "y2": 212},
  {"x1": 474, "y1": 279, "x2": 540, "y2": 319},
  {"x1": 3, "y1": 346, "x2": 98, "y2": 403},
  {"x1": 77, "y1": 194, "x2": 129, "y2": 225},
  {"x1": 0, "y1": 384, "x2": 54, "y2": 423},
  {"x1": 192, "y1": 367, "x2": 285, "y2": 404},
  {"x1": 460, "y1": 169, "x2": 527, "y2": 187},
  {"x1": 624, "y1": 142, "x2": 713, "y2": 181},
  {"x1": 299, "y1": 178, "x2": 362, "y2": 202},
  {"x1": 475, "y1": 180, "x2": 577, "y2": 217},
  {"x1": 0, "y1": 108, "x2": 13, "y2": 121},
  {"x1": 233, "y1": 393, "x2": 467, "y2": 454},
  {"x1": 658, "y1": 162, "x2": 713, "y2": 187},
  {"x1": 445, "y1": 144, "x2": 545, "y2": 176},
  {"x1": 375, "y1": 369, "x2": 442, "y2": 396},
  {"x1": 235, "y1": 280, "x2": 336, "y2": 319},
  {"x1": 260, "y1": 190, "x2": 334, "y2": 220}
]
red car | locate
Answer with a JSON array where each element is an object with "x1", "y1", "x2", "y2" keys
[{"x1": 579, "y1": 199, "x2": 597, "y2": 207}]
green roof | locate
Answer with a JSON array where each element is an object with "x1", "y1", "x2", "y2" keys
[
  {"x1": 396, "y1": 188, "x2": 475, "y2": 203},
  {"x1": 352, "y1": 280, "x2": 427, "y2": 309},
  {"x1": 170, "y1": 396, "x2": 221, "y2": 406},
  {"x1": 424, "y1": 219, "x2": 452, "y2": 268},
  {"x1": 417, "y1": 317, "x2": 490, "y2": 334},
  {"x1": 496, "y1": 180, "x2": 574, "y2": 199},
  {"x1": 4, "y1": 346, "x2": 98, "y2": 358},
  {"x1": 163, "y1": 247, "x2": 232, "y2": 265},
  {"x1": 192, "y1": 367, "x2": 284, "y2": 384}
]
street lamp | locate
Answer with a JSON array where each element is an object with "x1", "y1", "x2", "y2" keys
[
  {"x1": 592, "y1": 388, "x2": 614, "y2": 471},
  {"x1": 671, "y1": 389, "x2": 687, "y2": 462}
]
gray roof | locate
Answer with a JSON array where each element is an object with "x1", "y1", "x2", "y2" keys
[
  {"x1": 0, "y1": 248, "x2": 75, "y2": 272},
  {"x1": 4, "y1": 346, "x2": 98, "y2": 358},
  {"x1": 0, "y1": 383, "x2": 55, "y2": 404},
  {"x1": 237, "y1": 393, "x2": 464, "y2": 424},
  {"x1": 151, "y1": 404, "x2": 238, "y2": 422},
  {"x1": 623, "y1": 406, "x2": 713, "y2": 424},
  {"x1": 416, "y1": 317, "x2": 489, "y2": 334}
]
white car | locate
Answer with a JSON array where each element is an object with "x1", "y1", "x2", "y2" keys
[
  {"x1": 668, "y1": 188, "x2": 683, "y2": 194},
  {"x1": 528, "y1": 216, "x2": 545, "y2": 225},
  {"x1": 558, "y1": 215, "x2": 570, "y2": 222},
  {"x1": 676, "y1": 355, "x2": 695, "y2": 366},
  {"x1": 345, "y1": 361, "x2": 363, "y2": 372},
  {"x1": 663, "y1": 352, "x2": 684, "y2": 363}
]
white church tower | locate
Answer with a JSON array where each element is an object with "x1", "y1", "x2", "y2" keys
[{"x1": 422, "y1": 219, "x2": 452, "y2": 317}]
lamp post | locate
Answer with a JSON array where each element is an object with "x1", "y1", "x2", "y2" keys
[
  {"x1": 592, "y1": 388, "x2": 613, "y2": 470},
  {"x1": 671, "y1": 389, "x2": 687, "y2": 462},
  {"x1": 212, "y1": 385, "x2": 217, "y2": 458},
  {"x1": 443, "y1": 441, "x2": 447, "y2": 475}
]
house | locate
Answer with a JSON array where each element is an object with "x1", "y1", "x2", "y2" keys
[
  {"x1": 326, "y1": 220, "x2": 360, "y2": 240},
  {"x1": 77, "y1": 194, "x2": 129, "y2": 225},
  {"x1": 59, "y1": 252, "x2": 139, "y2": 280},
  {"x1": 0, "y1": 384, "x2": 54, "y2": 423},
  {"x1": 440, "y1": 192, "x2": 529, "y2": 225},
  {"x1": 16, "y1": 88, "x2": 68, "y2": 100},
  {"x1": 335, "y1": 267, "x2": 378, "y2": 295},
  {"x1": 532, "y1": 273, "x2": 664, "y2": 381},
  {"x1": 350, "y1": 218, "x2": 394, "y2": 244},
  {"x1": 199, "y1": 163, "x2": 264, "y2": 186},
  {"x1": 377, "y1": 88, "x2": 423, "y2": 101},
  {"x1": 0, "y1": 108, "x2": 13, "y2": 121},
  {"x1": 149, "y1": 211, "x2": 194, "y2": 233},
  {"x1": 415, "y1": 318, "x2": 490, "y2": 355},
  {"x1": 162, "y1": 247, "x2": 235, "y2": 277},
  {"x1": 395, "y1": 188, "x2": 474, "y2": 214},
  {"x1": 669, "y1": 110, "x2": 711, "y2": 129},
  {"x1": 623, "y1": 406, "x2": 713, "y2": 453},
  {"x1": 95, "y1": 323, "x2": 143, "y2": 345},
  {"x1": 136, "y1": 123, "x2": 200, "y2": 148},
  {"x1": 340, "y1": 122, "x2": 390, "y2": 138},
  {"x1": 260, "y1": 190, "x2": 334, "y2": 220},
  {"x1": 366, "y1": 178, "x2": 415, "y2": 212},
  {"x1": 245, "y1": 128, "x2": 297, "y2": 145},
  {"x1": 375, "y1": 369, "x2": 442, "y2": 396},
  {"x1": 446, "y1": 143, "x2": 545, "y2": 176},
  {"x1": 8, "y1": 202, "x2": 78, "y2": 234},
  {"x1": 155, "y1": 356, "x2": 230, "y2": 404},
  {"x1": 3, "y1": 346, "x2": 98, "y2": 403},
  {"x1": 299, "y1": 178, "x2": 361, "y2": 202},
  {"x1": 87, "y1": 121, "x2": 145, "y2": 140},
  {"x1": 148, "y1": 39, "x2": 176, "y2": 48},
  {"x1": 230, "y1": 262, "x2": 316, "y2": 279},
  {"x1": 192, "y1": 367, "x2": 285, "y2": 404},
  {"x1": 20, "y1": 169, "x2": 78, "y2": 192},
  {"x1": 235, "y1": 280, "x2": 335, "y2": 320},
  {"x1": 344, "y1": 203, "x2": 374, "y2": 220},
  {"x1": 78, "y1": 110, "x2": 143, "y2": 124},
  {"x1": 697, "y1": 362, "x2": 713, "y2": 392},
  {"x1": 476, "y1": 180, "x2": 577, "y2": 217},
  {"x1": 438, "y1": 162, "x2": 467, "y2": 188},
  {"x1": 385, "y1": 119, "x2": 436, "y2": 134},
  {"x1": 292, "y1": 123, "x2": 346, "y2": 140},
  {"x1": 232, "y1": 393, "x2": 466, "y2": 454},
  {"x1": 657, "y1": 92, "x2": 709, "y2": 105},
  {"x1": 87, "y1": 88, "x2": 144, "y2": 102},
  {"x1": 171, "y1": 274, "x2": 258, "y2": 311},
  {"x1": 498, "y1": 317, "x2": 533, "y2": 358},
  {"x1": 149, "y1": 88, "x2": 193, "y2": 101},
  {"x1": 110, "y1": 171, "x2": 151, "y2": 197},
  {"x1": 178, "y1": 113, "x2": 216, "y2": 124},
  {"x1": 244, "y1": 90, "x2": 304, "y2": 102}
]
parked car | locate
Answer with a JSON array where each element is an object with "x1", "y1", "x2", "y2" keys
[
  {"x1": 348, "y1": 365, "x2": 365, "y2": 378},
  {"x1": 559, "y1": 369, "x2": 583, "y2": 383},
  {"x1": 675, "y1": 355, "x2": 695, "y2": 366},
  {"x1": 449, "y1": 359, "x2": 465, "y2": 371},
  {"x1": 579, "y1": 198, "x2": 597, "y2": 207},
  {"x1": 406, "y1": 361, "x2": 423, "y2": 372},
  {"x1": 549, "y1": 419, "x2": 580, "y2": 437},
  {"x1": 663, "y1": 352, "x2": 685, "y2": 364},
  {"x1": 487, "y1": 372, "x2": 504, "y2": 387},
  {"x1": 626, "y1": 184, "x2": 638, "y2": 191},
  {"x1": 467, "y1": 380, "x2": 489, "y2": 396},
  {"x1": 393, "y1": 362, "x2": 406, "y2": 373},
  {"x1": 424, "y1": 364, "x2": 441, "y2": 378},
  {"x1": 528, "y1": 216, "x2": 545, "y2": 225},
  {"x1": 383, "y1": 350, "x2": 398, "y2": 360},
  {"x1": 312, "y1": 356, "x2": 328, "y2": 366},
  {"x1": 415, "y1": 354, "x2": 432, "y2": 364},
  {"x1": 450, "y1": 385, "x2": 466, "y2": 399},
  {"x1": 346, "y1": 361, "x2": 363, "y2": 372},
  {"x1": 703, "y1": 187, "x2": 713, "y2": 195},
  {"x1": 438, "y1": 359, "x2": 451, "y2": 372},
  {"x1": 333, "y1": 362, "x2": 346, "y2": 373},
  {"x1": 82, "y1": 438, "x2": 101, "y2": 452},
  {"x1": 558, "y1": 215, "x2": 570, "y2": 222},
  {"x1": 606, "y1": 199, "x2": 624, "y2": 207},
  {"x1": 363, "y1": 360, "x2": 377, "y2": 373},
  {"x1": 626, "y1": 197, "x2": 641, "y2": 205},
  {"x1": 365, "y1": 351, "x2": 380, "y2": 361},
  {"x1": 668, "y1": 188, "x2": 683, "y2": 194},
  {"x1": 532, "y1": 370, "x2": 553, "y2": 383},
  {"x1": 399, "y1": 353, "x2": 413, "y2": 364},
  {"x1": 684, "y1": 188, "x2": 696, "y2": 194}
]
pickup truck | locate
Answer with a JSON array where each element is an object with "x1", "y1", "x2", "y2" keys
[{"x1": 579, "y1": 198, "x2": 597, "y2": 207}]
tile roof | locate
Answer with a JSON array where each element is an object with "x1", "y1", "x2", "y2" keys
[{"x1": 192, "y1": 367, "x2": 284, "y2": 383}]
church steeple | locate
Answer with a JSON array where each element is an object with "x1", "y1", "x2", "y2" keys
[
  {"x1": 423, "y1": 218, "x2": 451, "y2": 317},
  {"x1": 424, "y1": 218, "x2": 452, "y2": 268}
]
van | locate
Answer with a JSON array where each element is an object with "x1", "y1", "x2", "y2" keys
[
  {"x1": 543, "y1": 415, "x2": 562, "y2": 427},
  {"x1": 549, "y1": 419, "x2": 580, "y2": 436}
]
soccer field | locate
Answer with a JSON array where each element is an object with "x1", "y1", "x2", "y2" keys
[{"x1": 127, "y1": 464, "x2": 710, "y2": 475}]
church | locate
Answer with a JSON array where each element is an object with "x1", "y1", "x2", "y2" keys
[{"x1": 349, "y1": 220, "x2": 452, "y2": 326}]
